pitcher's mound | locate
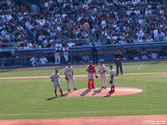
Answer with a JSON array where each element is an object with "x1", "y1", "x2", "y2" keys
[{"x1": 64, "y1": 88, "x2": 143, "y2": 97}]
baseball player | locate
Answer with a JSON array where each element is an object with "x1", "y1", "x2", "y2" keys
[
  {"x1": 30, "y1": 57, "x2": 36, "y2": 66},
  {"x1": 86, "y1": 61, "x2": 97, "y2": 89},
  {"x1": 64, "y1": 63, "x2": 77, "y2": 92},
  {"x1": 40, "y1": 57, "x2": 48, "y2": 65},
  {"x1": 108, "y1": 65, "x2": 115, "y2": 93},
  {"x1": 54, "y1": 47, "x2": 61, "y2": 64},
  {"x1": 63, "y1": 46, "x2": 69, "y2": 63},
  {"x1": 98, "y1": 61, "x2": 107, "y2": 89},
  {"x1": 50, "y1": 69, "x2": 64, "y2": 97}
]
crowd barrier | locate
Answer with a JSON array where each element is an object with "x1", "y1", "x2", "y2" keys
[{"x1": 0, "y1": 42, "x2": 167, "y2": 68}]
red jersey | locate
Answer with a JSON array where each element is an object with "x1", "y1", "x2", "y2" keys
[{"x1": 87, "y1": 64, "x2": 96, "y2": 73}]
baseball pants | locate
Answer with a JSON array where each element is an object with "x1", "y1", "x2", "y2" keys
[
  {"x1": 100, "y1": 74, "x2": 106, "y2": 87},
  {"x1": 66, "y1": 76, "x2": 76, "y2": 89}
]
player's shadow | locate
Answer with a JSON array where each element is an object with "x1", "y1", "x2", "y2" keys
[
  {"x1": 104, "y1": 91, "x2": 114, "y2": 98},
  {"x1": 46, "y1": 96, "x2": 57, "y2": 100},
  {"x1": 46, "y1": 95, "x2": 66, "y2": 100},
  {"x1": 64, "y1": 92, "x2": 71, "y2": 96},
  {"x1": 80, "y1": 89, "x2": 91, "y2": 96},
  {"x1": 92, "y1": 88, "x2": 102, "y2": 96}
]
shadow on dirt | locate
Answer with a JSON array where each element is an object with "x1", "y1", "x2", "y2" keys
[
  {"x1": 92, "y1": 88, "x2": 103, "y2": 96},
  {"x1": 80, "y1": 89, "x2": 91, "y2": 96}
]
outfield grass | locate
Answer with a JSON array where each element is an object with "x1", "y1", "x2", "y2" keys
[{"x1": 0, "y1": 61, "x2": 167, "y2": 119}]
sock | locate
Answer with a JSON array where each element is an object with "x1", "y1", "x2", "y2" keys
[
  {"x1": 111, "y1": 87, "x2": 113, "y2": 91},
  {"x1": 113, "y1": 85, "x2": 115, "y2": 91},
  {"x1": 88, "y1": 79, "x2": 91, "y2": 88},
  {"x1": 60, "y1": 89, "x2": 63, "y2": 95},
  {"x1": 91, "y1": 79, "x2": 94, "y2": 88},
  {"x1": 111, "y1": 85, "x2": 115, "y2": 91},
  {"x1": 54, "y1": 89, "x2": 57, "y2": 96}
]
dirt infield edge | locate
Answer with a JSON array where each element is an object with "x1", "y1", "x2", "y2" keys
[{"x1": 0, "y1": 115, "x2": 167, "y2": 125}]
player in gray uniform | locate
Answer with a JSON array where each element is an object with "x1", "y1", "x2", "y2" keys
[
  {"x1": 64, "y1": 63, "x2": 77, "y2": 92},
  {"x1": 50, "y1": 69, "x2": 64, "y2": 97},
  {"x1": 108, "y1": 65, "x2": 115, "y2": 93},
  {"x1": 98, "y1": 61, "x2": 107, "y2": 89}
]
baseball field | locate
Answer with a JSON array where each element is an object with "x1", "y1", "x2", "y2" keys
[{"x1": 0, "y1": 61, "x2": 167, "y2": 125}]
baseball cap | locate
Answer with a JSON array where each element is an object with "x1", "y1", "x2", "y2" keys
[
  {"x1": 55, "y1": 69, "x2": 58, "y2": 72},
  {"x1": 68, "y1": 63, "x2": 71, "y2": 65}
]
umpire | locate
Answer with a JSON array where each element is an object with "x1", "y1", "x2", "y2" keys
[
  {"x1": 114, "y1": 50, "x2": 123, "y2": 76},
  {"x1": 92, "y1": 43, "x2": 98, "y2": 65}
]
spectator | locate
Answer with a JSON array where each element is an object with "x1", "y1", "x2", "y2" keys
[
  {"x1": 150, "y1": 51, "x2": 159, "y2": 59},
  {"x1": 39, "y1": 56, "x2": 48, "y2": 65},
  {"x1": 82, "y1": 54, "x2": 89, "y2": 63},
  {"x1": 0, "y1": 0, "x2": 167, "y2": 49}
]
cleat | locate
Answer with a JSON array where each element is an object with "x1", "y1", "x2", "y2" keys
[
  {"x1": 101, "y1": 86, "x2": 104, "y2": 89},
  {"x1": 108, "y1": 90, "x2": 112, "y2": 94},
  {"x1": 74, "y1": 88, "x2": 77, "y2": 91},
  {"x1": 61, "y1": 94, "x2": 65, "y2": 97},
  {"x1": 68, "y1": 89, "x2": 71, "y2": 92},
  {"x1": 108, "y1": 90, "x2": 115, "y2": 94}
]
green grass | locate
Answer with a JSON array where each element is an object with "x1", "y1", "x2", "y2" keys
[
  {"x1": 0, "y1": 61, "x2": 167, "y2": 77},
  {"x1": 0, "y1": 61, "x2": 167, "y2": 119}
]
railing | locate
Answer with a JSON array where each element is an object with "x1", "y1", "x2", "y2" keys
[
  {"x1": 1, "y1": 41, "x2": 167, "y2": 52},
  {"x1": 0, "y1": 41, "x2": 167, "y2": 68}
]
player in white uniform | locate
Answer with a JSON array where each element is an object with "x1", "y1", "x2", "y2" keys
[
  {"x1": 108, "y1": 65, "x2": 115, "y2": 93},
  {"x1": 50, "y1": 69, "x2": 64, "y2": 97},
  {"x1": 98, "y1": 61, "x2": 107, "y2": 89},
  {"x1": 40, "y1": 57, "x2": 48, "y2": 65},
  {"x1": 30, "y1": 57, "x2": 36, "y2": 66},
  {"x1": 63, "y1": 46, "x2": 69, "y2": 63},
  {"x1": 64, "y1": 63, "x2": 77, "y2": 92},
  {"x1": 54, "y1": 47, "x2": 61, "y2": 64}
]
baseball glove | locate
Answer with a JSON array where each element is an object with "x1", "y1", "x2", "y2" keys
[
  {"x1": 65, "y1": 77, "x2": 68, "y2": 81},
  {"x1": 95, "y1": 75, "x2": 98, "y2": 78},
  {"x1": 110, "y1": 80, "x2": 113, "y2": 84}
]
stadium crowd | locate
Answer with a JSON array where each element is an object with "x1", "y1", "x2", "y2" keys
[{"x1": 0, "y1": 0, "x2": 167, "y2": 49}]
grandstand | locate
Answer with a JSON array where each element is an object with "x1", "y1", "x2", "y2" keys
[{"x1": 0, "y1": 0, "x2": 167, "y2": 67}]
